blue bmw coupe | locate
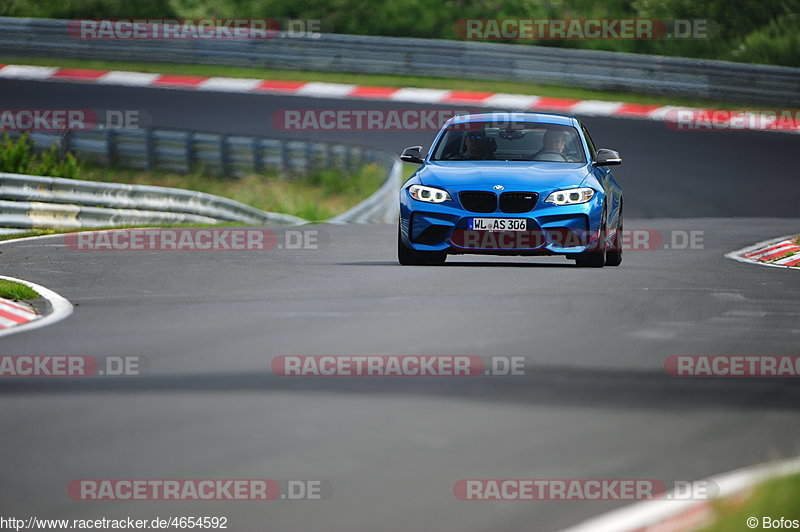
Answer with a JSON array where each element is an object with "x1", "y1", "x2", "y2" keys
[{"x1": 398, "y1": 112, "x2": 623, "y2": 267}]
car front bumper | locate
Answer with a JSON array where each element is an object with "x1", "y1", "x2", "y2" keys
[{"x1": 400, "y1": 194, "x2": 605, "y2": 256}]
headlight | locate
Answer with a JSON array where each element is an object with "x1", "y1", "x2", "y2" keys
[
  {"x1": 544, "y1": 187, "x2": 595, "y2": 206},
  {"x1": 408, "y1": 185, "x2": 452, "y2": 203}
]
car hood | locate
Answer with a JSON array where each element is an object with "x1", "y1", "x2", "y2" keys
[{"x1": 418, "y1": 161, "x2": 590, "y2": 191}]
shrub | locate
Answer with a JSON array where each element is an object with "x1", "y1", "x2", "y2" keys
[{"x1": 0, "y1": 134, "x2": 83, "y2": 179}]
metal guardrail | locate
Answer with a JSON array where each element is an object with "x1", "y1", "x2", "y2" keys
[
  {"x1": 0, "y1": 173, "x2": 304, "y2": 228},
  {"x1": 0, "y1": 129, "x2": 400, "y2": 229},
  {"x1": 13, "y1": 129, "x2": 385, "y2": 178},
  {"x1": 0, "y1": 173, "x2": 310, "y2": 229},
  {"x1": 1, "y1": 17, "x2": 799, "y2": 105}
]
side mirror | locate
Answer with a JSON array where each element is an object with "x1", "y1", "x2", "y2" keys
[
  {"x1": 400, "y1": 146, "x2": 425, "y2": 164},
  {"x1": 594, "y1": 148, "x2": 622, "y2": 166}
]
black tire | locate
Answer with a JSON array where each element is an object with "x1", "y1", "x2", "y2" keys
[
  {"x1": 575, "y1": 208, "x2": 607, "y2": 268},
  {"x1": 605, "y1": 210, "x2": 623, "y2": 267},
  {"x1": 398, "y1": 227, "x2": 446, "y2": 265},
  {"x1": 575, "y1": 249, "x2": 606, "y2": 268}
]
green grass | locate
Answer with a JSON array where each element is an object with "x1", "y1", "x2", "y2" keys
[
  {"x1": 0, "y1": 56, "x2": 754, "y2": 110},
  {"x1": 0, "y1": 279, "x2": 39, "y2": 300},
  {"x1": 696, "y1": 473, "x2": 800, "y2": 532},
  {"x1": 79, "y1": 163, "x2": 386, "y2": 221}
]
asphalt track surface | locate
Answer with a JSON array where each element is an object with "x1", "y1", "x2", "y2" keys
[{"x1": 1, "y1": 78, "x2": 799, "y2": 532}]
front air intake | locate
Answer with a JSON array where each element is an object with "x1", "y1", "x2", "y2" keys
[
  {"x1": 459, "y1": 191, "x2": 497, "y2": 213},
  {"x1": 499, "y1": 192, "x2": 538, "y2": 213}
]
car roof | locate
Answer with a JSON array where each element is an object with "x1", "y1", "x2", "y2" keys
[{"x1": 447, "y1": 112, "x2": 578, "y2": 127}]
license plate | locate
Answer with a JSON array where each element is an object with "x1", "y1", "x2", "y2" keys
[{"x1": 469, "y1": 218, "x2": 527, "y2": 231}]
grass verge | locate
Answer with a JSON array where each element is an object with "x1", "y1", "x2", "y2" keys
[
  {"x1": 0, "y1": 279, "x2": 39, "y2": 300},
  {"x1": 1, "y1": 133, "x2": 388, "y2": 221},
  {"x1": 0, "y1": 56, "x2": 751, "y2": 110},
  {"x1": 696, "y1": 473, "x2": 800, "y2": 532},
  {"x1": 80, "y1": 163, "x2": 386, "y2": 221}
]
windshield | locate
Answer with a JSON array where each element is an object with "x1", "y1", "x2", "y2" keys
[{"x1": 430, "y1": 121, "x2": 586, "y2": 163}]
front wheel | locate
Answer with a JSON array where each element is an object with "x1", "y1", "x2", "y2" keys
[
  {"x1": 575, "y1": 211, "x2": 607, "y2": 268},
  {"x1": 605, "y1": 213, "x2": 623, "y2": 267},
  {"x1": 575, "y1": 249, "x2": 605, "y2": 268},
  {"x1": 398, "y1": 227, "x2": 446, "y2": 265}
]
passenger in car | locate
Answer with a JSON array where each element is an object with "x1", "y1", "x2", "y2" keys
[{"x1": 464, "y1": 130, "x2": 496, "y2": 160}]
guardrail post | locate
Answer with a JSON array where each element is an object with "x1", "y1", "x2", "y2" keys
[
  {"x1": 355, "y1": 146, "x2": 364, "y2": 167},
  {"x1": 106, "y1": 129, "x2": 116, "y2": 165},
  {"x1": 144, "y1": 129, "x2": 154, "y2": 170},
  {"x1": 185, "y1": 131, "x2": 194, "y2": 173},
  {"x1": 219, "y1": 134, "x2": 230, "y2": 177},
  {"x1": 305, "y1": 141, "x2": 314, "y2": 171},
  {"x1": 59, "y1": 130, "x2": 70, "y2": 159},
  {"x1": 280, "y1": 141, "x2": 290, "y2": 172},
  {"x1": 344, "y1": 146, "x2": 352, "y2": 170},
  {"x1": 253, "y1": 138, "x2": 263, "y2": 173}
]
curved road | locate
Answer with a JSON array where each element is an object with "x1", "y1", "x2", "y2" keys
[{"x1": 1, "y1": 78, "x2": 799, "y2": 532}]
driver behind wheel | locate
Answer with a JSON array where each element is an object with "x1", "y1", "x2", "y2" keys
[{"x1": 534, "y1": 129, "x2": 569, "y2": 161}]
